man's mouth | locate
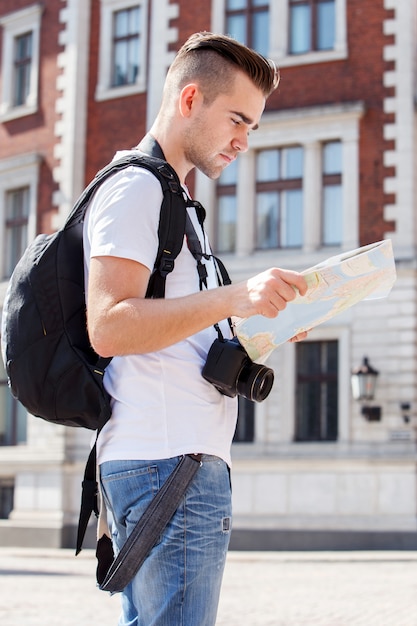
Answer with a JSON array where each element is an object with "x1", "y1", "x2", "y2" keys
[{"x1": 220, "y1": 153, "x2": 236, "y2": 164}]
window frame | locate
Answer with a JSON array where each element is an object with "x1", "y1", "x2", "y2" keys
[
  {"x1": 295, "y1": 338, "x2": 339, "y2": 442},
  {"x1": 255, "y1": 145, "x2": 304, "y2": 250},
  {"x1": 96, "y1": 0, "x2": 148, "y2": 102},
  {"x1": 225, "y1": 0, "x2": 270, "y2": 56},
  {"x1": 211, "y1": 0, "x2": 347, "y2": 67},
  {"x1": 4, "y1": 186, "x2": 30, "y2": 278},
  {"x1": 288, "y1": 0, "x2": 336, "y2": 55},
  {"x1": 248, "y1": 103, "x2": 362, "y2": 257},
  {"x1": 112, "y1": 5, "x2": 141, "y2": 87},
  {"x1": 279, "y1": 326, "x2": 350, "y2": 445},
  {"x1": 0, "y1": 363, "x2": 27, "y2": 447},
  {"x1": 13, "y1": 31, "x2": 34, "y2": 107},
  {"x1": 215, "y1": 159, "x2": 238, "y2": 253},
  {"x1": 322, "y1": 140, "x2": 343, "y2": 246},
  {"x1": 0, "y1": 153, "x2": 39, "y2": 281},
  {"x1": 0, "y1": 478, "x2": 14, "y2": 518},
  {"x1": 0, "y1": 5, "x2": 43, "y2": 122},
  {"x1": 197, "y1": 102, "x2": 363, "y2": 262}
]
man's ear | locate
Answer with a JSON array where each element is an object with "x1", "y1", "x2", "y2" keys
[{"x1": 179, "y1": 83, "x2": 201, "y2": 118}]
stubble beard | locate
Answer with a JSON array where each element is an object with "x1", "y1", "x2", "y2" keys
[{"x1": 182, "y1": 122, "x2": 224, "y2": 180}]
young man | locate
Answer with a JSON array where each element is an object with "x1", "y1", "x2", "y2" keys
[{"x1": 84, "y1": 32, "x2": 307, "y2": 626}]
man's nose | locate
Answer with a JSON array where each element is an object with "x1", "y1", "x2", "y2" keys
[{"x1": 232, "y1": 128, "x2": 249, "y2": 153}]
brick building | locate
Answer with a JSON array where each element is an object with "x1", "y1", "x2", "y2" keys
[{"x1": 0, "y1": 0, "x2": 416, "y2": 549}]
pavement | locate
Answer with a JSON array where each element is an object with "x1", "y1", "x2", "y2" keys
[{"x1": 1, "y1": 548, "x2": 417, "y2": 625}]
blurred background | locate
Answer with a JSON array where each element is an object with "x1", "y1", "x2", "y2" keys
[{"x1": 0, "y1": 0, "x2": 416, "y2": 553}]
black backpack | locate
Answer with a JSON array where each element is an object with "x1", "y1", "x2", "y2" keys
[
  {"x1": 1, "y1": 149, "x2": 189, "y2": 552},
  {"x1": 1, "y1": 152, "x2": 187, "y2": 431}
]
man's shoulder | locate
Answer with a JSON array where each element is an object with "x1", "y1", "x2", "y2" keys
[
  {"x1": 105, "y1": 150, "x2": 166, "y2": 190},
  {"x1": 89, "y1": 151, "x2": 165, "y2": 217}
]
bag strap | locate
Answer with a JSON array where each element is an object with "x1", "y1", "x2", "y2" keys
[
  {"x1": 97, "y1": 453, "x2": 202, "y2": 593},
  {"x1": 78, "y1": 138, "x2": 231, "y2": 589},
  {"x1": 138, "y1": 135, "x2": 187, "y2": 298},
  {"x1": 67, "y1": 150, "x2": 187, "y2": 300},
  {"x1": 76, "y1": 442, "x2": 98, "y2": 555},
  {"x1": 76, "y1": 140, "x2": 188, "y2": 555}
]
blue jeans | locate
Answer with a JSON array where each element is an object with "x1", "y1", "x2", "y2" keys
[{"x1": 100, "y1": 455, "x2": 232, "y2": 626}]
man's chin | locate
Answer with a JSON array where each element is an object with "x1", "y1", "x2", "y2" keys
[{"x1": 197, "y1": 165, "x2": 223, "y2": 180}]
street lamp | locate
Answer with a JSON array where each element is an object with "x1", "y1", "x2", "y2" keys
[{"x1": 351, "y1": 357, "x2": 381, "y2": 421}]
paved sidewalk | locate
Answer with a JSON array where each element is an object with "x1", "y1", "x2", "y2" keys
[{"x1": 1, "y1": 548, "x2": 417, "y2": 625}]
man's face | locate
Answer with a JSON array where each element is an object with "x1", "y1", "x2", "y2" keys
[{"x1": 182, "y1": 71, "x2": 265, "y2": 179}]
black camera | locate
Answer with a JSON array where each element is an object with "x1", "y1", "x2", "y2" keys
[{"x1": 202, "y1": 337, "x2": 274, "y2": 402}]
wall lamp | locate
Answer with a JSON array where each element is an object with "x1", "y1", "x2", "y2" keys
[{"x1": 351, "y1": 357, "x2": 381, "y2": 421}]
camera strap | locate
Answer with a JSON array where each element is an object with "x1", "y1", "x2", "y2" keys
[
  {"x1": 139, "y1": 133, "x2": 231, "y2": 293},
  {"x1": 184, "y1": 200, "x2": 235, "y2": 340},
  {"x1": 184, "y1": 199, "x2": 232, "y2": 290}
]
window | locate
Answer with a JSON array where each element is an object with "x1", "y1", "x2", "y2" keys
[
  {"x1": 295, "y1": 340, "x2": 338, "y2": 441},
  {"x1": 13, "y1": 31, "x2": 33, "y2": 106},
  {"x1": 0, "y1": 359, "x2": 27, "y2": 446},
  {"x1": 322, "y1": 141, "x2": 342, "y2": 246},
  {"x1": 234, "y1": 397, "x2": 255, "y2": 442},
  {"x1": 212, "y1": 0, "x2": 347, "y2": 68},
  {"x1": 0, "y1": 5, "x2": 42, "y2": 121},
  {"x1": 255, "y1": 146, "x2": 303, "y2": 249},
  {"x1": 225, "y1": 0, "x2": 270, "y2": 57},
  {"x1": 215, "y1": 159, "x2": 238, "y2": 253},
  {"x1": 0, "y1": 154, "x2": 39, "y2": 281},
  {"x1": 0, "y1": 478, "x2": 14, "y2": 519},
  {"x1": 196, "y1": 103, "x2": 362, "y2": 261},
  {"x1": 112, "y1": 6, "x2": 141, "y2": 87},
  {"x1": 289, "y1": 0, "x2": 335, "y2": 54},
  {"x1": 4, "y1": 187, "x2": 29, "y2": 278},
  {"x1": 96, "y1": 0, "x2": 148, "y2": 101}
]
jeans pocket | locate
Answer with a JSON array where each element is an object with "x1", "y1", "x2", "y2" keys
[{"x1": 100, "y1": 461, "x2": 161, "y2": 545}]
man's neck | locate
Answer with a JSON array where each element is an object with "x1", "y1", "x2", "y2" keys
[{"x1": 148, "y1": 123, "x2": 191, "y2": 184}]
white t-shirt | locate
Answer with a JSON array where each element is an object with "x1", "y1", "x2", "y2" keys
[{"x1": 83, "y1": 151, "x2": 238, "y2": 466}]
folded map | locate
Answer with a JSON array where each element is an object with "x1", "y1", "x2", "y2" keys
[{"x1": 235, "y1": 239, "x2": 397, "y2": 363}]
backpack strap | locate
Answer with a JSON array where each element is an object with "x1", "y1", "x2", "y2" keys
[
  {"x1": 138, "y1": 135, "x2": 187, "y2": 298},
  {"x1": 76, "y1": 443, "x2": 99, "y2": 555},
  {"x1": 76, "y1": 143, "x2": 188, "y2": 555},
  {"x1": 66, "y1": 150, "x2": 187, "y2": 300}
]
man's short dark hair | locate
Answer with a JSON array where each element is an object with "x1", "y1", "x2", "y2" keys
[{"x1": 164, "y1": 31, "x2": 279, "y2": 103}]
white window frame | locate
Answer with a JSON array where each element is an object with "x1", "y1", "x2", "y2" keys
[
  {"x1": 95, "y1": 0, "x2": 148, "y2": 102},
  {"x1": 212, "y1": 0, "x2": 347, "y2": 67},
  {"x1": 280, "y1": 325, "x2": 351, "y2": 445},
  {"x1": 0, "y1": 5, "x2": 43, "y2": 122},
  {"x1": 0, "y1": 154, "x2": 39, "y2": 283},
  {"x1": 197, "y1": 102, "x2": 363, "y2": 271},
  {"x1": 251, "y1": 103, "x2": 362, "y2": 258}
]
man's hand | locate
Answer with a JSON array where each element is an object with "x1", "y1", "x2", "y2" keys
[
  {"x1": 288, "y1": 330, "x2": 309, "y2": 343},
  {"x1": 230, "y1": 268, "x2": 308, "y2": 320}
]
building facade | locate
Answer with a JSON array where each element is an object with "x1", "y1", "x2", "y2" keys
[{"x1": 0, "y1": 0, "x2": 416, "y2": 549}]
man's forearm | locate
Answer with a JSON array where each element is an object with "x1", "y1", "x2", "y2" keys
[
  {"x1": 88, "y1": 284, "x2": 235, "y2": 357},
  {"x1": 87, "y1": 264, "x2": 308, "y2": 358}
]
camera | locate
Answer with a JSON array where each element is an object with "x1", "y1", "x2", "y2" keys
[{"x1": 202, "y1": 337, "x2": 274, "y2": 402}]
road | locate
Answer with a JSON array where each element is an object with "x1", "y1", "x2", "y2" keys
[{"x1": 1, "y1": 548, "x2": 417, "y2": 625}]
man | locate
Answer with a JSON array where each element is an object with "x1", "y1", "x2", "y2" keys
[{"x1": 84, "y1": 32, "x2": 307, "y2": 626}]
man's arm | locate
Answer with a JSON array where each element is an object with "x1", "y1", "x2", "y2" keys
[{"x1": 87, "y1": 255, "x2": 308, "y2": 357}]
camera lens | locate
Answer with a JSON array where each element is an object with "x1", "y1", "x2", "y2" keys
[
  {"x1": 202, "y1": 336, "x2": 275, "y2": 402},
  {"x1": 237, "y1": 362, "x2": 274, "y2": 402}
]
